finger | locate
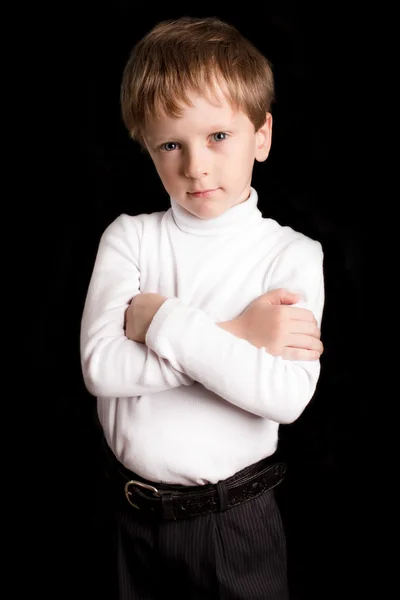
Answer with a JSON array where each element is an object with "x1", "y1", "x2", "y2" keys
[
  {"x1": 281, "y1": 347, "x2": 322, "y2": 361},
  {"x1": 289, "y1": 322, "x2": 321, "y2": 338},
  {"x1": 261, "y1": 288, "x2": 301, "y2": 305},
  {"x1": 286, "y1": 334, "x2": 324, "y2": 352},
  {"x1": 283, "y1": 306, "x2": 317, "y2": 323}
]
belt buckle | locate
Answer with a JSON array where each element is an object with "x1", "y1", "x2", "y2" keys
[{"x1": 124, "y1": 479, "x2": 160, "y2": 509}]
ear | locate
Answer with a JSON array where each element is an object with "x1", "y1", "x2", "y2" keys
[{"x1": 255, "y1": 113, "x2": 273, "y2": 162}]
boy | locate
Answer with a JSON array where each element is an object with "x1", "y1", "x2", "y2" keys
[{"x1": 80, "y1": 16, "x2": 324, "y2": 600}]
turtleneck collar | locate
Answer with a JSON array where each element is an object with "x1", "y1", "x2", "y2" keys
[{"x1": 169, "y1": 187, "x2": 262, "y2": 236}]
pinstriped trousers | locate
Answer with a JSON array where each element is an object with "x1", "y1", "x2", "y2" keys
[{"x1": 115, "y1": 488, "x2": 289, "y2": 599}]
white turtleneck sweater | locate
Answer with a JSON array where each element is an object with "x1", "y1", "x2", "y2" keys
[{"x1": 80, "y1": 188, "x2": 324, "y2": 485}]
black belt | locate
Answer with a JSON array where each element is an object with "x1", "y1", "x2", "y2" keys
[{"x1": 108, "y1": 449, "x2": 287, "y2": 521}]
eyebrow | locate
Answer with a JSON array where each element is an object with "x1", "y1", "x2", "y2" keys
[{"x1": 147, "y1": 124, "x2": 235, "y2": 143}]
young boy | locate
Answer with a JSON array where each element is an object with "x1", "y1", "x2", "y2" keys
[{"x1": 80, "y1": 16, "x2": 324, "y2": 599}]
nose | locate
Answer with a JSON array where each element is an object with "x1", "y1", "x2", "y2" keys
[{"x1": 183, "y1": 147, "x2": 208, "y2": 179}]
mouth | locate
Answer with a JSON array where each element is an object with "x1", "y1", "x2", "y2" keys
[{"x1": 188, "y1": 188, "x2": 219, "y2": 198}]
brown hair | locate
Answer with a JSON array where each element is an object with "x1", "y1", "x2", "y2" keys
[{"x1": 120, "y1": 16, "x2": 275, "y2": 145}]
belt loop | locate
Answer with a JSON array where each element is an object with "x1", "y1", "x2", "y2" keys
[
  {"x1": 216, "y1": 481, "x2": 229, "y2": 512},
  {"x1": 161, "y1": 494, "x2": 176, "y2": 520}
]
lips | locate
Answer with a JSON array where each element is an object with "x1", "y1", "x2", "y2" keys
[{"x1": 188, "y1": 188, "x2": 218, "y2": 198}]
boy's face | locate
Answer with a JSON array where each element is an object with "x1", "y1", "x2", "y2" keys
[{"x1": 143, "y1": 92, "x2": 272, "y2": 220}]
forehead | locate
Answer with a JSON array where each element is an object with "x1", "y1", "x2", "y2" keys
[{"x1": 144, "y1": 92, "x2": 246, "y2": 141}]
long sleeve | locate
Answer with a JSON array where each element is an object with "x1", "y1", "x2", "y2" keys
[
  {"x1": 80, "y1": 214, "x2": 194, "y2": 398},
  {"x1": 145, "y1": 236, "x2": 324, "y2": 423}
]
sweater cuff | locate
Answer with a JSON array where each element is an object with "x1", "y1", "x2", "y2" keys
[{"x1": 145, "y1": 297, "x2": 183, "y2": 350}]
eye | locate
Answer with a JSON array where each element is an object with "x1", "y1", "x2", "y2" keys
[
  {"x1": 212, "y1": 132, "x2": 228, "y2": 142},
  {"x1": 159, "y1": 141, "x2": 180, "y2": 152}
]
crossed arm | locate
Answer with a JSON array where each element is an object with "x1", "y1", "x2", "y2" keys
[
  {"x1": 80, "y1": 215, "x2": 324, "y2": 422},
  {"x1": 125, "y1": 289, "x2": 323, "y2": 361}
]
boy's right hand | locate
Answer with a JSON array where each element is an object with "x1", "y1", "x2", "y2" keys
[{"x1": 217, "y1": 289, "x2": 323, "y2": 361}]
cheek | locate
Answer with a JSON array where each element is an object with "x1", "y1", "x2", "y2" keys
[
  {"x1": 153, "y1": 160, "x2": 181, "y2": 193},
  {"x1": 157, "y1": 157, "x2": 179, "y2": 178},
  {"x1": 154, "y1": 161, "x2": 172, "y2": 183},
  {"x1": 227, "y1": 142, "x2": 254, "y2": 171}
]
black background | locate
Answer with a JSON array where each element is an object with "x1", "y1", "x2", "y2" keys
[{"x1": 28, "y1": 3, "x2": 373, "y2": 599}]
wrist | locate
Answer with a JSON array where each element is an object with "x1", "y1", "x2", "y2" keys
[{"x1": 216, "y1": 318, "x2": 243, "y2": 339}]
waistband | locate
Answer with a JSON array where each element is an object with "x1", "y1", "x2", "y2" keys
[{"x1": 104, "y1": 442, "x2": 287, "y2": 521}]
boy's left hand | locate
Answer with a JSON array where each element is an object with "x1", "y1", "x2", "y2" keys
[{"x1": 125, "y1": 293, "x2": 168, "y2": 343}]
